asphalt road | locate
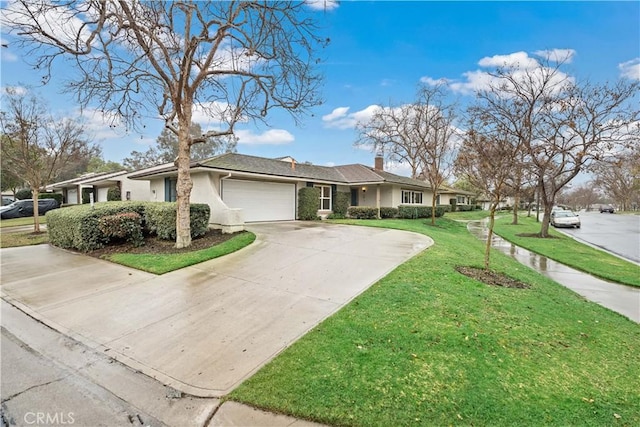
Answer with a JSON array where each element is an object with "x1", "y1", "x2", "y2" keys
[{"x1": 557, "y1": 211, "x2": 640, "y2": 264}]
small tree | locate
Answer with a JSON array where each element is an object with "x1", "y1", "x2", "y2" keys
[{"x1": 0, "y1": 89, "x2": 94, "y2": 232}]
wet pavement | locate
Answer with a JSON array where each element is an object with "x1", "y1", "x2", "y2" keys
[{"x1": 467, "y1": 220, "x2": 640, "y2": 323}]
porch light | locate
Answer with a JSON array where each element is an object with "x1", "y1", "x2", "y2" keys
[{"x1": 362, "y1": 186, "x2": 367, "y2": 192}]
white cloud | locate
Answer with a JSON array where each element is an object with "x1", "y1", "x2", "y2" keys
[
  {"x1": 235, "y1": 129, "x2": 294, "y2": 145},
  {"x1": 322, "y1": 105, "x2": 381, "y2": 129},
  {"x1": 420, "y1": 76, "x2": 449, "y2": 86},
  {"x1": 322, "y1": 106, "x2": 350, "y2": 122},
  {"x1": 534, "y1": 49, "x2": 576, "y2": 63},
  {"x1": 305, "y1": 0, "x2": 339, "y2": 11},
  {"x1": 380, "y1": 78, "x2": 395, "y2": 87},
  {"x1": 0, "y1": 38, "x2": 17, "y2": 61},
  {"x1": 478, "y1": 51, "x2": 540, "y2": 69},
  {"x1": 1, "y1": 85, "x2": 27, "y2": 95},
  {"x1": 619, "y1": 58, "x2": 640, "y2": 81},
  {"x1": 383, "y1": 160, "x2": 414, "y2": 178},
  {"x1": 78, "y1": 108, "x2": 127, "y2": 139},
  {"x1": 191, "y1": 101, "x2": 247, "y2": 126},
  {"x1": 445, "y1": 50, "x2": 574, "y2": 95}
]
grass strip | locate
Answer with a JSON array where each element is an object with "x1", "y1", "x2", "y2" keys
[
  {"x1": 0, "y1": 231, "x2": 49, "y2": 248},
  {"x1": 0, "y1": 216, "x2": 47, "y2": 228},
  {"x1": 106, "y1": 231, "x2": 256, "y2": 274},
  {"x1": 230, "y1": 218, "x2": 640, "y2": 426},
  {"x1": 493, "y1": 215, "x2": 640, "y2": 288}
]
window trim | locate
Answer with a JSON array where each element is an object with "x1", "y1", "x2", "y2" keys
[
  {"x1": 401, "y1": 189, "x2": 423, "y2": 205},
  {"x1": 317, "y1": 185, "x2": 332, "y2": 211}
]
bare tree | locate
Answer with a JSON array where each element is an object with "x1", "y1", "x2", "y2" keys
[
  {"x1": 455, "y1": 129, "x2": 521, "y2": 270},
  {"x1": 472, "y1": 55, "x2": 639, "y2": 237},
  {"x1": 4, "y1": 1, "x2": 326, "y2": 247},
  {"x1": 0, "y1": 89, "x2": 94, "y2": 232},
  {"x1": 356, "y1": 84, "x2": 459, "y2": 224},
  {"x1": 532, "y1": 79, "x2": 639, "y2": 236},
  {"x1": 592, "y1": 145, "x2": 640, "y2": 211}
]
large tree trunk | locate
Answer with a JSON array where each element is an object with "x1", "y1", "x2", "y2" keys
[
  {"x1": 175, "y1": 117, "x2": 193, "y2": 249},
  {"x1": 31, "y1": 188, "x2": 40, "y2": 233}
]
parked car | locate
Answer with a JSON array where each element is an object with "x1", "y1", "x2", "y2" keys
[
  {"x1": 599, "y1": 205, "x2": 615, "y2": 213},
  {"x1": 2, "y1": 196, "x2": 15, "y2": 206},
  {"x1": 0, "y1": 199, "x2": 60, "y2": 219},
  {"x1": 550, "y1": 210, "x2": 581, "y2": 228}
]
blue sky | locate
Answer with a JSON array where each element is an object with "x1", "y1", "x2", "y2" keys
[{"x1": 1, "y1": 1, "x2": 639, "y2": 175}]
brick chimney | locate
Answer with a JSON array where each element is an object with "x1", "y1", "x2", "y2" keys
[{"x1": 374, "y1": 155, "x2": 384, "y2": 171}]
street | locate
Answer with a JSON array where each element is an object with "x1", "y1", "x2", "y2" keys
[{"x1": 556, "y1": 211, "x2": 640, "y2": 264}]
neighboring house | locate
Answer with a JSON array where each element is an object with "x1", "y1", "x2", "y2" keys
[
  {"x1": 438, "y1": 187, "x2": 476, "y2": 208},
  {"x1": 476, "y1": 195, "x2": 517, "y2": 211},
  {"x1": 129, "y1": 153, "x2": 440, "y2": 232},
  {"x1": 46, "y1": 171, "x2": 151, "y2": 204}
]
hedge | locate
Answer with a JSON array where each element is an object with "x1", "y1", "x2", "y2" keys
[
  {"x1": 298, "y1": 187, "x2": 321, "y2": 220},
  {"x1": 347, "y1": 206, "x2": 379, "y2": 219},
  {"x1": 107, "y1": 186, "x2": 121, "y2": 201},
  {"x1": 457, "y1": 204, "x2": 473, "y2": 211},
  {"x1": 379, "y1": 207, "x2": 399, "y2": 219},
  {"x1": 98, "y1": 212, "x2": 144, "y2": 247},
  {"x1": 397, "y1": 205, "x2": 447, "y2": 219},
  {"x1": 46, "y1": 201, "x2": 210, "y2": 252},
  {"x1": 333, "y1": 192, "x2": 350, "y2": 217},
  {"x1": 15, "y1": 189, "x2": 31, "y2": 200}
]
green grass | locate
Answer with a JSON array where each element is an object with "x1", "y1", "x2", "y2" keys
[
  {"x1": 105, "y1": 232, "x2": 256, "y2": 274},
  {"x1": 0, "y1": 216, "x2": 47, "y2": 228},
  {"x1": 493, "y1": 215, "x2": 640, "y2": 288},
  {"x1": 0, "y1": 230, "x2": 49, "y2": 248},
  {"x1": 230, "y1": 218, "x2": 640, "y2": 426},
  {"x1": 446, "y1": 210, "x2": 492, "y2": 221}
]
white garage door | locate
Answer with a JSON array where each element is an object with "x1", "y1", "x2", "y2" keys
[
  {"x1": 222, "y1": 179, "x2": 295, "y2": 222},
  {"x1": 97, "y1": 187, "x2": 109, "y2": 202},
  {"x1": 67, "y1": 188, "x2": 78, "y2": 204}
]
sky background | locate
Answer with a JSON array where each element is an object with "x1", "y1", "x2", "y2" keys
[{"x1": 1, "y1": 1, "x2": 639, "y2": 176}]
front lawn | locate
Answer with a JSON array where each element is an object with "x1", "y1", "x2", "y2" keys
[
  {"x1": 0, "y1": 216, "x2": 47, "y2": 228},
  {"x1": 493, "y1": 215, "x2": 640, "y2": 288},
  {"x1": 230, "y1": 218, "x2": 640, "y2": 426},
  {"x1": 105, "y1": 231, "x2": 256, "y2": 274},
  {"x1": 0, "y1": 230, "x2": 49, "y2": 248}
]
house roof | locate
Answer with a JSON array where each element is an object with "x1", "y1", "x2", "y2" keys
[
  {"x1": 46, "y1": 171, "x2": 127, "y2": 189},
  {"x1": 129, "y1": 153, "x2": 432, "y2": 189}
]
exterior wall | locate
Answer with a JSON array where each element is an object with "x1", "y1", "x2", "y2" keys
[
  {"x1": 119, "y1": 177, "x2": 151, "y2": 201},
  {"x1": 149, "y1": 179, "x2": 165, "y2": 202}
]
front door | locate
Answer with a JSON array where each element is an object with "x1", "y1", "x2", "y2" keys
[{"x1": 350, "y1": 188, "x2": 358, "y2": 206}]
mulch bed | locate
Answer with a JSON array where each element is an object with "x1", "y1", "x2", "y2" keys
[
  {"x1": 86, "y1": 229, "x2": 238, "y2": 258},
  {"x1": 456, "y1": 266, "x2": 530, "y2": 289},
  {"x1": 516, "y1": 233, "x2": 559, "y2": 239}
]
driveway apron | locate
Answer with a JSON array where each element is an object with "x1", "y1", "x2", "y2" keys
[{"x1": 1, "y1": 222, "x2": 432, "y2": 397}]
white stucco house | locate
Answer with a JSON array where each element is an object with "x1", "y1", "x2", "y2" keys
[
  {"x1": 129, "y1": 153, "x2": 441, "y2": 232},
  {"x1": 46, "y1": 171, "x2": 151, "y2": 204}
]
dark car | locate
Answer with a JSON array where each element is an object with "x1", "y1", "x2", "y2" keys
[
  {"x1": 2, "y1": 196, "x2": 15, "y2": 206},
  {"x1": 599, "y1": 205, "x2": 615, "y2": 213},
  {"x1": 0, "y1": 199, "x2": 60, "y2": 219}
]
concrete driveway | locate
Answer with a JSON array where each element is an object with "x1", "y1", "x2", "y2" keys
[{"x1": 1, "y1": 222, "x2": 431, "y2": 397}]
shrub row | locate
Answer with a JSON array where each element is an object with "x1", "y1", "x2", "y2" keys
[
  {"x1": 347, "y1": 206, "x2": 379, "y2": 219},
  {"x1": 98, "y1": 212, "x2": 144, "y2": 247},
  {"x1": 298, "y1": 187, "x2": 321, "y2": 220},
  {"x1": 39, "y1": 193, "x2": 64, "y2": 205},
  {"x1": 397, "y1": 205, "x2": 446, "y2": 219},
  {"x1": 46, "y1": 201, "x2": 210, "y2": 252}
]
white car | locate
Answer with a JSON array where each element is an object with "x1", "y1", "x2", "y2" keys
[{"x1": 550, "y1": 210, "x2": 581, "y2": 228}]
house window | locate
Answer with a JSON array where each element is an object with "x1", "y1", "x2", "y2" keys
[
  {"x1": 402, "y1": 190, "x2": 423, "y2": 204},
  {"x1": 457, "y1": 195, "x2": 466, "y2": 204},
  {"x1": 318, "y1": 185, "x2": 331, "y2": 210},
  {"x1": 165, "y1": 178, "x2": 177, "y2": 202}
]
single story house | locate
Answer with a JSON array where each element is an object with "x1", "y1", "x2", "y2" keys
[
  {"x1": 438, "y1": 187, "x2": 476, "y2": 208},
  {"x1": 46, "y1": 171, "x2": 151, "y2": 204},
  {"x1": 129, "y1": 153, "x2": 442, "y2": 232}
]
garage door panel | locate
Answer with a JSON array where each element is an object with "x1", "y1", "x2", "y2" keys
[{"x1": 222, "y1": 180, "x2": 295, "y2": 222}]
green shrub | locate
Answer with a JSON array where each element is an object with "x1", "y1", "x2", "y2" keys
[
  {"x1": 98, "y1": 212, "x2": 144, "y2": 247},
  {"x1": 457, "y1": 204, "x2": 473, "y2": 211},
  {"x1": 347, "y1": 206, "x2": 379, "y2": 219},
  {"x1": 47, "y1": 202, "x2": 147, "y2": 252},
  {"x1": 39, "y1": 193, "x2": 63, "y2": 205},
  {"x1": 397, "y1": 205, "x2": 446, "y2": 219},
  {"x1": 298, "y1": 187, "x2": 321, "y2": 220},
  {"x1": 144, "y1": 202, "x2": 210, "y2": 240},
  {"x1": 437, "y1": 204, "x2": 452, "y2": 213},
  {"x1": 82, "y1": 188, "x2": 93, "y2": 204},
  {"x1": 449, "y1": 198, "x2": 457, "y2": 211},
  {"x1": 15, "y1": 189, "x2": 31, "y2": 200},
  {"x1": 379, "y1": 207, "x2": 398, "y2": 219},
  {"x1": 326, "y1": 213, "x2": 346, "y2": 220},
  {"x1": 333, "y1": 192, "x2": 350, "y2": 217},
  {"x1": 475, "y1": 205, "x2": 483, "y2": 210},
  {"x1": 107, "y1": 186, "x2": 121, "y2": 201}
]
